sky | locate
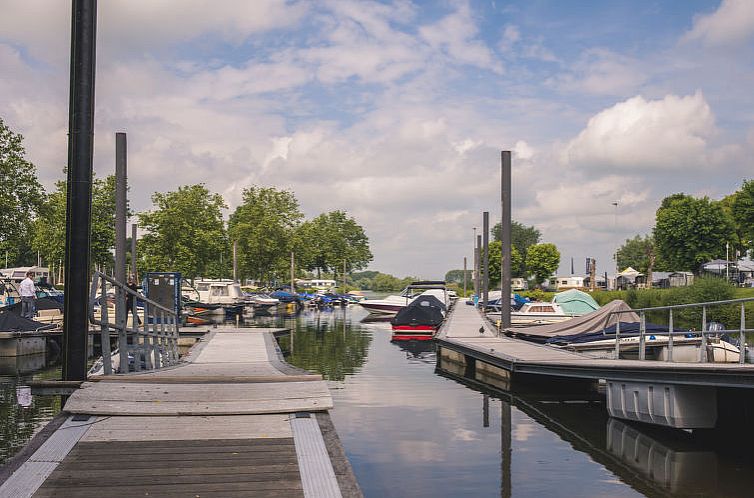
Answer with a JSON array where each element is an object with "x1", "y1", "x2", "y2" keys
[{"x1": 1, "y1": 0, "x2": 753, "y2": 279}]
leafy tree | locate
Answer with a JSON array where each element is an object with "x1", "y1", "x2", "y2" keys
[
  {"x1": 525, "y1": 243, "x2": 560, "y2": 286},
  {"x1": 138, "y1": 184, "x2": 227, "y2": 280},
  {"x1": 444, "y1": 269, "x2": 472, "y2": 285},
  {"x1": 487, "y1": 240, "x2": 523, "y2": 287},
  {"x1": 616, "y1": 234, "x2": 659, "y2": 273},
  {"x1": 730, "y1": 179, "x2": 754, "y2": 256},
  {"x1": 372, "y1": 273, "x2": 405, "y2": 292},
  {"x1": 228, "y1": 186, "x2": 303, "y2": 283},
  {"x1": 32, "y1": 175, "x2": 121, "y2": 270},
  {"x1": 653, "y1": 194, "x2": 737, "y2": 272},
  {"x1": 299, "y1": 210, "x2": 372, "y2": 278},
  {"x1": 0, "y1": 118, "x2": 44, "y2": 265},
  {"x1": 492, "y1": 220, "x2": 541, "y2": 262}
]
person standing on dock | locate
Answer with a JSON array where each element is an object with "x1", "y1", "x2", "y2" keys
[
  {"x1": 19, "y1": 271, "x2": 36, "y2": 319},
  {"x1": 126, "y1": 276, "x2": 141, "y2": 324}
]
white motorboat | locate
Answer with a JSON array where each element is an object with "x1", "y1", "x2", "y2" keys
[
  {"x1": 489, "y1": 301, "x2": 577, "y2": 326},
  {"x1": 359, "y1": 281, "x2": 448, "y2": 316},
  {"x1": 556, "y1": 334, "x2": 741, "y2": 363}
]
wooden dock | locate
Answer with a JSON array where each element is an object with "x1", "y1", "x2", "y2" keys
[
  {"x1": 0, "y1": 327, "x2": 361, "y2": 497},
  {"x1": 437, "y1": 303, "x2": 754, "y2": 388}
]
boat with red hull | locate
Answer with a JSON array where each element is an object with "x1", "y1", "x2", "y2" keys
[{"x1": 390, "y1": 290, "x2": 447, "y2": 341}]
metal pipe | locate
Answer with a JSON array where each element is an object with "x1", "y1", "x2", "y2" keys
[
  {"x1": 115, "y1": 133, "x2": 128, "y2": 371},
  {"x1": 614, "y1": 320, "x2": 620, "y2": 359},
  {"x1": 62, "y1": 0, "x2": 98, "y2": 382},
  {"x1": 700, "y1": 306, "x2": 707, "y2": 363},
  {"x1": 131, "y1": 223, "x2": 137, "y2": 279},
  {"x1": 463, "y1": 256, "x2": 467, "y2": 297},
  {"x1": 667, "y1": 309, "x2": 674, "y2": 362},
  {"x1": 639, "y1": 311, "x2": 646, "y2": 360},
  {"x1": 740, "y1": 303, "x2": 746, "y2": 365},
  {"x1": 500, "y1": 151, "x2": 512, "y2": 330},
  {"x1": 475, "y1": 235, "x2": 482, "y2": 304},
  {"x1": 482, "y1": 211, "x2": 489, "y2": 309}
]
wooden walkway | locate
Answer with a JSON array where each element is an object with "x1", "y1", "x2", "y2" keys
[
  {"x1": 437, "y1": 304, "x2": 754, "y2": 388},
  {"x1": 0, "y1": 327, "x2": 361, "y2": 498}
]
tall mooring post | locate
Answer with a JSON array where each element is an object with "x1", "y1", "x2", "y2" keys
[
  {"x1": 130, "y1": 223, "x2": 137, "y2": 279},
  {"x1": 473, "y1": 227, "x2": 478, "y2": 297},
  {"x1": 463, "y1": 256, "x2": 467, "y2": 297},
  {"x1": 115, "y1": 132, "x2": 128, "y2": 372},
  {"x1": 63, "y1": 0, "x2": 97, "y2": 382},
  {"x1": 474, "y1": 235, "x2": 482, "y2": 301},
  {"x1": 500, "y1": 151, "x2": 512, "y2": 330},
  {"x1": 482, "y1": 211, "x2": 490, "y2": 309},
  {"x1": 232, "y1": 240, "x2": 238, "y2": 282}
]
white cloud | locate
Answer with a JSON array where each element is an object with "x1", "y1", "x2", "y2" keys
[
  {"x1": 552, "y1": 49, "x2": 646, "y2": 96},
  {"x1": 683, "y1": 0, "x2": 754, "y2": 47},
  {"x1": 419, "y1": 2, "x2": 503, "y2": 73},
  {"x1": 564, "y1": 92, "x2": 716, "y2": 172},
  {"x1": 498, "y1": 24, "x2": 557, "y2": 63}
]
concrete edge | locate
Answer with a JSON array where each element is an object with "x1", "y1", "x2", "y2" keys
[
  {"x1": 0, "y1": 411, "x2": 67, "y2": 485},
  {"x1": 315, "y1": 412, "x2": 363, "y2": 498},
  {"x1": 264, "y1": 331, "x2": 313, "y2": 376}
]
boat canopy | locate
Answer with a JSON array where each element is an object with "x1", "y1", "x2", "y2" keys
[
  {"x1": 505, "y1": 300, "x2": 638, "y2": 341},
  {"x1": 0, "y1": 311, "x2": 55, "y2": 332},
  {"x1": 390, "y1": 294, "x2": 446, "y2": 327},
  {"x1": 552, "y1": 289, "x2": 600, "y2": 315}
]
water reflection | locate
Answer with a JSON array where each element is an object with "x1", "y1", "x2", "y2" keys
[
  {"x1": 269, "y1": 307, "x2": 754, "y2": 497},
  {"x1": 0, "y1": 362, "x2": 62, "y2": 465}
]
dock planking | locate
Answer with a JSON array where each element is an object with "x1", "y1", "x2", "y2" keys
[{"x1": 1, "y1": 326, "x2": 360, "y2": 498}]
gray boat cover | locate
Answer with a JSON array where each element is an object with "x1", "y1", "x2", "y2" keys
[{"x1": 505, "y1": 300, "x2": 639, "y2": 338}]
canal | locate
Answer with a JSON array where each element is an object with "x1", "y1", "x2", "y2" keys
[{"x1": 3, "y1": 305, "x2": 754, "y2": 496}]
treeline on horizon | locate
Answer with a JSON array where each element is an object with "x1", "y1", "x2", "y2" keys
[
  {"x1": 1, "y1": 118, "x2": 373, "y2": 285},
  {"x1": 616, "y1": 181, "x2": 754, "y2": 277}
]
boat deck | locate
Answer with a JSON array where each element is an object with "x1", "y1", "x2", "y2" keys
[
  {"x1": 0, "y1": 327, "x2": 361, "y2": 498},
  {"x1": 436, "y1": 304, "x2": 754, "y2": 388}
]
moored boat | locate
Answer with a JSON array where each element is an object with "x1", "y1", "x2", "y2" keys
[{"x1": 390, "y1": 293, "x2": 447, "y2": 341}]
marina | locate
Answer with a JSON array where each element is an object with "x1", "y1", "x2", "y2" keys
[
  {"x1": 3, "y1": 2, "x2": 754, "y2": 497},
  {"x1": 5, "y1": 306, "x2": 754, "y2": 495}
]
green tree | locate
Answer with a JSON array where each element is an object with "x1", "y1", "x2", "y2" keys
[
  {"x1": 444, "y1": 269, "x2": 472, "y2": 285},
  {"x1": 0, "y1": 118, "x2": 44, "y2": 265},
  {"x1": 32, "y1": 175, "x2": 121, "y2": 270},
  {"x1": 138, "y1": 184, "x2": 227, "y2": 280},
  {"x1": 487, "y1": 240, "x2": 523, "y2": 287},
  {"x1": 228, "y1": 186, "x2": 303, "y2": 284},
  {"x1": 653, "y1": 194, "x2": 737, "y2": 272},
  {"x1": 492, "y1": 221, "x2": 541, "y2": 261},
  {"x1": 525, "y1": 243, "x2": 560, "y2": 286},
  {"x1": 616, "y1": 234, "x2": 659, "y2": 273},
  {"x1": 372, "y1": 273, "x2": 403, "y2": 292},
  {"x1": 300, "y1": 210, "x2": 372, "y2": 278},
  {"x1": 730, "y1": 179, "x2": 754, "y2": 256}
]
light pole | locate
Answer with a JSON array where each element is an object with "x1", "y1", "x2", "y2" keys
[{"x1": 612, "y1": 201, "x2": 619, "y2": 289}]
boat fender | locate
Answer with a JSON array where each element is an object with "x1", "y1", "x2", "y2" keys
[{"x1": 649, "y1": 335, "x2": 656, "y2": 340}]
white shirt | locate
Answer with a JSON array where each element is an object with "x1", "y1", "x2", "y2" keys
[{"x1": 19, "y1": 277, "x2": 36, "y2": 297}]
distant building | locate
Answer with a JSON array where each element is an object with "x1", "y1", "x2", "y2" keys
[{"x1": 555, "y1": 275, "x2": 585, "y2": 290}]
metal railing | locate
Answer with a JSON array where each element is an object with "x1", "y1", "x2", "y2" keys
[
  {"x1": 88, "y1": 271, "x2": 180, "y2": 375},
  {"x1": 609, "y1": 297, "x2": 754, "y2": 364}
]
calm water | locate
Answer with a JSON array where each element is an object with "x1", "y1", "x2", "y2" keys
[
  {"x1": 4, "y1": 307, "x2": 754, "y2": 497},
  {"x1": 0, "y1": 355, "x2": 61, "y2": 465},
  {"x1": 266, "y1": 306, "x2": 754, "y2": 498}
]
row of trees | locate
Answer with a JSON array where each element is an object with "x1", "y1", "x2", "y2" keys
[
  {"x1": 445, "y1": 221, "x2": 561, "y2": 288},
  {"x1": 617, "y1": 182, "x2": 754, "y2": 275},
  {"x1": 0, "y1": 119, "x2": 373, "y2": 284}
]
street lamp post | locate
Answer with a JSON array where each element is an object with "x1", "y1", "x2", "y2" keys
[{"x1": 612, "y1": 201, "x2": 619, "y2": 290}]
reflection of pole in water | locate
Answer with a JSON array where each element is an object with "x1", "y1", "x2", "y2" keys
[
  {"x1": 483, "y1": 394, "x2": 489, "y2": 428},
  {"x1": 501, "y1": 398, "x2": 511, "y2": 498}
]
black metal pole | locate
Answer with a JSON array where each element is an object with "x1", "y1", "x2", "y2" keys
[
  {"x1": 63, "y1": 0, "x2": 97, "y2": 382},
  {"x1": 482, "y1": 211, "x2": 489, "y2": 309},
  {"x1": 475, "y1": 235, "x2": 481, "y2": 303},
  {"x1": 501, "y1": 151, "x2": 512, "y2": 330}
]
